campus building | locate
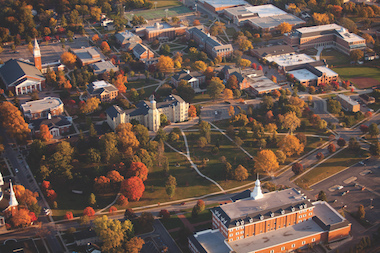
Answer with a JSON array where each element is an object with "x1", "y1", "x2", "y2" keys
[
  {"x1": 224, "y1": 4, "x2": 305, "y2": 30},
  {"x1": 336, "y1": 94, "x2": 360, "y2": 112},
  {"x1": 87, "y1": 80, "x2": 119, "y2": 102},
  {"x1": 91, "y1": 61, "x2": 119, "y2": 75},
  {"x1": 21, "y1": 97, "x2": 64, "y2": 120},
  {"x1": 115, "y1": 30, "x2": 142, "y2": 50},
  {"x1": 71, "y1": 47, "x2": 106, "y2": 66},
  {"x1": 203, "y1": 0, "x2": 248, "y2": 13},
  {"x1": 171, "y1": 70, "x2": 206, "y2": 92},
  {"x1": 189, "y1": 178, "x2": 352, "y2": 253},
  {"x1": 106, "y1": 95, "x2": 189, "y2": 132},
  {"x1": 186, "y1": 27, "x2": 233, "y2": 59},
  {"x1": 284, "y1": 24, "x2": 366, "y2": 55},
  {"x1": 135, "y1": 22, "x2": 187, "y2": 42},
  {"x1": 251, "y1": 45, "x2": 295, "y2": 59},
  {"x1": 288, "y1": 65, "x2": 339, "y2": 87},
  {"x1": 29, "y1": 114, "x2": 73, "y2": 138},
  {"x1": 133, "y1": 43, "x2": 155, "y2": 60}
]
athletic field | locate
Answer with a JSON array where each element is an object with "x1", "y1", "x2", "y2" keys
[
  {"x1": 125, "y1": 6, "x2": 192, "y2": 20},
  {"x1": 333, "y1": 67, "x2": 380, "y2": 88}
]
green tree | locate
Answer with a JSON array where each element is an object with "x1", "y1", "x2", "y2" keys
[
  {"x1": 176, "y1": 80, "x2": 195, "y2": 103},
  {"x1": 350, "y1": 49, "x2": 364, "y2": 62},
  {"x1": 357, "y1": 204, "x2": 365, "y2": 219},
  {"x1": 317, "y1": 190, "x2": 327, "y2": 201},
  {"x1": 88, "y1": 193, "x2": 96, "y2": 206},
  {"x1": 160, "y1": 44, "x2": 170, "y2": 55},
  {"x1": 370, "y1": 141, "x2": 380, "y2": 156},
  {"x1": 369, "y1": 123, "x2": 379, "y2": 137},
  {"x1": 224, "y1": 162, "x2": 233, "y2": 180},
  {"x1": 100, "y1": 132, "x2": 119, "y2": 163},
  {"x1": 134, "y1": 124, "x2": 150, "y2": 147},
  {"x1": 207, "y1": 77, "x2": 225, "y2": 100}
]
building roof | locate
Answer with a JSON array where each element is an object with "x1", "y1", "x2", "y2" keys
[
  {"x1": 72, "y1": 47, "x2": 105, "y2": 64},
  {"x1": 133, "y1": 43, "x2": 150, "y2": 56},
  {"x1": 21, "y1": 97, "x2": 63, "y2": 114},
  {"x1": 248, "y1": 14, "x2": 305, "y2": 29},
  {"x1": 266, "y1": 53, "x2": 316, "y2": 67},
  {"x1": 146, "y1": 22, "x2": 173, "y2": 32},
  {"x1": 106, "y1": 105, "x2": 125, "y2": 119},
  {"x1": 254, "y1": 45, "x2": 295, "y2": 58},
  {"x1": 296, "y1": 24, "x2": 342, "y2": 35},
  {"x1": 91, "y1": 61, "x2": 119, "y2": 74},
  {"x1": 312, "y1": 201, "x2": 344, "y2": 226},
  {"x1": 247, "y1": 75, "x2": 282, "y2": 93},
  {"x1": 245, "y1": 4, "x2": 287, "y2": 17},
  {"x1": 0, "y1": 59, "x2": 45, "y2": 86},
  {"x1": 172, "y1": 70, "x2": 204, "y2": 81},
  {"x1": 336, "y1": 94, "x2": 359, "y2": 106},
  {"x1": 288, "y1": 69, "x2": 318, "y2": 82},
  {"x1": 213, "y1": 188, "x2": 312, "y2": 228},
  {"x1": 115, "y1": 31, "x2": 141, "y2": 45},
  {"x1": 87, "y1": 80, "x2": 118, "y2": 95},
  {"x1": 190, "y1": 230, "x2": 232, "y2": 253},
  {"x1": 30, "y1": 116, "x2": 72, "y2": 130},
  {"x1": 315, "y1": 66, "x2": 338, "y2": 77},
  {"x1": 187, "y1": 27, "x2": 225, "y2": 48},
  {"x1": 203, "y1": 0, "x2": 248, "y2": 9}
]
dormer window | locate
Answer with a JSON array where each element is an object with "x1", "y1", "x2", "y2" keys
[
  {"x1": 241, "y1": 220, "x2": 244, "y2": 225},
  {"x1": 304, "y1": 204, "x2": 307, "y2": 208},
  {"x1": 259, "y1": 214, "x2": 264, "y2": 221},
  {"x1": 236, "y1": 221, "x2": 240, "y2": 226},
  {"x1": 270, "y1": 212, "x2": 274, "y2": 218},
  {"x1": 291, "y1": 207, "x2": 295, "y2": 212},
  {"x1": 280, "y1": 209, "x2": 285, "y2": 215},
  {"x1": 249, "y1": 218, "x2": 253, "y2": 223},
  {"x1": 299, "y1": 204, "x2": 303, "y2": 210}
]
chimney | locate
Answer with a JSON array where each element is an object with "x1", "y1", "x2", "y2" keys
[{"x1": 47, "y1": 113, "x2": 51, "y2": 119}]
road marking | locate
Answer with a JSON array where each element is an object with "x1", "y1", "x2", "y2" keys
[
  {"x1": 343, "y1": 176, "x2": 357, "y2": 184},
  {"x1": 359, "y1": 169, "x2": 372, "y2": 176},
  {"x1": 329, "y1": 185, "x2": 341, "y2": 192}
]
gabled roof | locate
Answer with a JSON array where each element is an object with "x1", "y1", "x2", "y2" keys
[
  {"x1": 87, "y1": 80, "x2": 118, "y2": 95},
  {"x1": 115, "y1": 31, "x2": 141, "y2": 45},
  {"x1": 133, "y1": 43, "x2": 149, "y2": 56},
  {"x1": 0, "y1": 59, "x2": 44, "y2": 86},
  {"x1": 172, "y1": 70, "x2": 203, "y2": 81},
  {"x1": 31, "y1": 116, "x2": 72, "y2": 130},
  {"x1": 106, "y1": 105, "x2": 125, "y2": 119}
]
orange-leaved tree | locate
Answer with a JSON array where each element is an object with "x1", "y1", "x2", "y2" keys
[
  {"x1": 254, "y1": 149, "x2": 279, "y2": 176},
  {"x1": 100, "y1": 41, "x2": 111, "y2": 53},
  {"x1": 188, "y1": 105, "x2": 197, "y2": 119},
  {"x1": 127, "y1": 162, "x2": 148, "y2": 181},
  {"x1": 115, "y1": 123, "x2": 140, "y2": 156},
  {"x1": 94, "y1": 176, "x2": 111, "y2": 193},
  {"x1": 121, "y1": 176, "x2": 145, "y2": 201},
  {"x1": 10, "y1": 209, "x2": 32, "y2": 228},
  {"x1": 39, "y1": 124, "x2": 53, "y2": 142},
  {"x1": 279, "y1": 135, "x2": 304, "y2": 157},
  {"x1": 156, "y1": 55, "x2": 174, "y2": 73},
  {"x1": 0, "y1": 102, "x2": 31, "y2": 142},
  {"x1": 113, "y1": 74, "x2": 127, "y2": 93},
  {"x1": 60, "y1": 52, "x2": 77, "y2": 67},
  {"x1": 83, "y1": 206, "x2": 95, "y2": 217},
  {"x1": 64, "y1": 212, "x2": 74, "y2": 220}
]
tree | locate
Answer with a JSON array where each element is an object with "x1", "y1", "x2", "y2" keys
[
  {"x1": 159, "y1": 209, "x2": 170, "y2": 220},
  {"x1": 283, "y1": 112, "x2": 301, "y2": 134},
  {"x1": 238, "y1": 59, "x2": 251, "y2": 68},
  {"x1": 337, "y1": 138, "x2": 346, "y2": 147},
  {"x1": 156, "y1": 55, "x2": 174, "y2": 73},
  {"x1": 128, "y1": 162, "x2": 148, "y2": 181},
  {"x1": 177, "y1": 80, "x2": 195, "y2": 103},
  {"x1": 124, "y1": 209, "x2": 136, "y2": 220},
  {"x1": 138, "y1": 212, "x2": 154, "y2": 231},
  {"x1": 362, "y1": 33, "x2": 375, "y2": 44},
  {"x1": 92, "y1": 34, "x2": 100, "y2": 42},
  {"x1": 276, "y1": 150, "x2": 287, "y2": 164},
  {"x1": 369, "y1": 141, "x2": 380, "y2": 156},
  {"x1": 39, "y1": 124, "x2": 53, "y2": 142},
  {"x1": 280, "y1": 135, "x2": 304, "y2": 156},
  {"x1": 0, "y1": 102, "x2": 31, "y2": 142},
  {"x1": 107, "y1": 170, "x2": 125, "y2": 185},
  {"x1": 188, "y1": 105, "x2": 197, "y2": 118},
  {"x1": 60, "y1": 52, "x2": 76, "y2": 67},
  {"x1": 236, "y1": 35, "x2": 253, "y2": 51},
  {"x1": 348, "y1": 137, "x2": 360, "y2": 151},
  {"x1": 316, "y1": 152, "x2": 324, "y2": 160},
  {"x1": 357, "y1": 204, "x2": 365, "y2": 219},
  {"x1": 317, "y1": 190, "x2": 327, "y2": 201},
  {"x1": 312, "y1": 13, "x2": 331, "y2": 25},
  {"x1": 121, "y1": 177, "x2": 145, "y2": 201},
  {"x1": 134, "y1": 124, "x2": 150, "y2": 147},
  {"x1": 83, "y1": 207, "x2": 95, "y2": 217},
  {"x1": 193, "y1": 20, "x2": 201, "y2": 26},
  {"x1": 350, "y1": 49, "x2": 364, "y2": 62},
  {"x1": 277, "y1": 22, "x2": 292, "y2": 34},
  {"x1": 234, "y1": 165, "x2": 249, "y2": 181},
  {"x1": 88, "y1": 193, "x2": 96, "y2": 206},
  {"x1": 100, "y1": 41, "x2": 111, "y2": 53},
  {"x1": 166, "y1": 184, "x2": 176, "y2": 198},
  {"x1": 292, "y1": 163, "x2": 304, "y2": 175},
  {"x1": 192, "y1": 61, "x2": 207, "y2": 72},
  {"x1": 80, "y1": 97, "x2": 101, "y2": 114},
  {"x1": 223, "y1": 88, "x2": 233, "y2": 99},
  {"x1": 192, "y1": 200, "x2": 205, "y2": 218},
  {"x1": 369, "y1": 123, "x2": 379, "y2": 137},
  {"x1": 94, "y1": 215, "x2": 134, "y2": 252},
  {"x1": 116, "y1": 123, "x2": 140, "y2": 156},
  {"x1": 210, "y1": 21, "x2": 226, "y2": 36},
  {"x1": 113, "y1": 74, "x2": 128, "y2": 93},
  {"x1": 327, "y1": 99, "x2": 342, "y2": 114},
  {"x1": 64, "y1": 212, "x2": 74, "y2": 220},
  {"x1": 109, "y1": 206, "x2": 117, "y2": 214},
  {"x1": 160, "y1": 44, "x2": 170, "y2": 55},
  {"x1": 360, "y1": 124, "x2": 369, "y2": 133},
  {"x1": 208, "y1": 77, "x2": 225, "y2": 100},
  {"x1": 255, "y1": 149, "x2": 279, "y2": 176},
  {"x1": 227, "y1": 75, "x2": 238, "y2": 90},
  {"x1": 328, "y1": 143, "x2": 336, "y2": 153},
  {"x1": 10, "y1": 209, "x2": 32, "y2": 228},
  {"x1": 124, "y1": 237, "x2": 145, "y2": 253}
]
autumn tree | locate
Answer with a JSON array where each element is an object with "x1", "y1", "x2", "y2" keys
[
  {"x1": 128, "y1": 162, "x2": 148, "y2": 181},
  {"x1": 121, "y1": 176, "x2": 145, "y2": 201},
  {"x1": 14, "y1": 185, "x2": 39, "y2": 207},
  {"x1": 100, "y1": 41, "x2": 111, "y2": 53},
  {"x1": 107, "y1": 170, "x2": 124, "y2": 186},
  {"x1": 192, "y1": 61, "x2": 207, "y2": 72},
  {"x1": 113, "y1": 74, "x2": 127, "y2": 93},
  {"x1": 223, "y1": 88, "x2": 233, "y2": 99},
  {"x1": 39, "y1": 124, "x2": 53, "y2": 142},
  {"x1": 92, "y1": 34, "x2": 100, "y2": 42},
  {"x1": 210, "y1": 21, "x2": 226, "y2": 36},
  {"x1": 283, "y1": 111, "x2": 301, "y2": 134},
  {"x1": 316, "y1": 152, "x2": 324, "y2": 160},
  {"x1": 207, "y1": 77, "x2": 225, "y2": 100},
  {"x1": 192, "y1": 200, "x2": 205, "y2": 218},
  {"x1": 188, "y1": 105, "x2": 197, "y2": 118},
  {"x1": 83, "y1": 206, "x2": 95, "y2": 217},
  {"x1": 138, "y1": 212, "x2": 154, "y2": 231},
  {"x1": 159, "y1": 209, "x2": 170, "y2": 220},
  {"x1": 64, "y1": 212, "x2": 74, "y2": 220},
  {"x1": 156, "y1": 55, "x2": 174, "y2": 73},
  {"x1": 234, "y1": 165, "x2": 249, "y2": 181},
  {"x1": 226, "y1": 75, "x2": 238, "y2": 90},
  {"x1": 277, "y1": 22, "x2": 292, "y2": 34},
  {"x1": 255, "y1": 149, "x2": 279, "y2": 176},
  {"x1": 80, "y1": 97, "x2": 100, "y2": 114},
  {"x1": 369, "y1": 123, "x2": 379, "y2": 137},
  {"x1": 124, "y1": 237, "x2": 145, "y2": 253},
  {"x1": 292, "y1": 163, "x2": 304, "y2": 175},
  {"x1": 193, "y1": 20, "x2": 201, "y2": 26},
  {"x1": 317, "y1": 190, "x2": 327, "y2": 201},
  {"x1": 116, "y1": 123, "x2": 140, "y2": 156},
  {"x1": 312, "y1": 13, "x2": 331, "y2": 25},
  {"x1": 275, "y1": 150, "x2": 286, "y2": 164},
  {"x1": 0, "y1": 102, "x2": 31, "y2": 142},
  {"x1": 280, "y1": 135, "x2": 304, "y2": 156},
  {"x1": 357, "y1": 204, "x2": 365, "y2": 219},
  {"x1": 60, "y1": 52, "x2": 77, "y2": 67},
  {"x1": 10, "y1": 209, "x2": 32, "y2": 228},
  {"x1": 337, "y1": 138, "x2": 346, "y2": 147},
  {"x1": 350, "y1": 49, "x2": 364, "y2": 62},
  {"x1": 328, "y1": 143, "x2": 336, "y2": 153},
  {"x1": 236, "y1": 35, "x2": 253, "y2": 51},
  {"x1": 238, "y1": 59, "x2": 251, "y2": 68},
  {"x1": 362, "y1": 33, "x2": 375, "y2": 44}
]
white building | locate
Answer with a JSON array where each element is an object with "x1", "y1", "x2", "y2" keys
[{"x1": 106, "y1": 95, "x2": 189, "y2": 131}]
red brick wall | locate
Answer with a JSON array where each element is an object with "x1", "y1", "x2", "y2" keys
[{"x1": 328, "y1": 225, "x2": 351, "y2": 242}]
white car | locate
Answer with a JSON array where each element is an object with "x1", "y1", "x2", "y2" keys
[
  {"x1": 337, "y1": 186, "x2": 343, "y2": 190},
  {"x1": 15, "y1": 168, "x2": 19, "y2": 173},
  {"x1": 43, "y1": 208, "x2": 51, "y2": 216}
]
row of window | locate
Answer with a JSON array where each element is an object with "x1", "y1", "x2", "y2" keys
[{"x1": 267, "y1": 238, "x2": 316, "y2": 253}]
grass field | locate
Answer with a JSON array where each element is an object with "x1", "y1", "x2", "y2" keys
[
  {"x1": 320, "y1": 49, "x2": 350, "y2": 67},
  {"x1": 127, "y1": 79, "x2": 157, "y2": 90},
  {"x1": 155, "y1": 0, "x2": 182, "y2": 8},
  {"x1": 333, "y1": 67, "x2": 380, "y2": 83},
  {"x1": 295, "y1": 148, "x2": 363, "y2": 189},
  {"x1": 125, "y1": 6, "x2": 191, "y2": 20}
]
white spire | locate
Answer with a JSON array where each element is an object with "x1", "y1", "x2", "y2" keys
[
  {"x1": 0, "y1": 172, "x2": 3, "y2": 186},
  {"x1": 8, "y1": 180, "x2": 18, "y2": 207},
  {"x1": 34, "y1": 38, "x2": 41, "y2": 57},
  {"x1": 250, "y1": 174, "x2": 264, "y2": 200}
]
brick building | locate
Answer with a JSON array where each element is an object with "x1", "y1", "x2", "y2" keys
[
  {"x1": 186, "y1": 27, "x2": 233, "y2": 59},
  {"x1": 135, "y1": 22, "x2": 187, "y2": 42},
  {"x1": 336, "y1": 94, "x2": 360, "y2": 112},
  {"x1": 87, "y1": 80, "x2": 119, "y2": 102},
  {"x1": 189, "y1": 178, "x2": 351, "y2": 253},
  {"x1": 171, "y1": 70, "x2": 206, "y2": 92},
  {"x1": 115, "y1": 30, "x2": 142, "y2": 50},
  {"x1": 288, "y1": 65, "x2": 339, "y2": 87},
  {"x1": 133, "y1": 43, "x2": 155, "y2": 60},
  {"x1": 21, "y1": 97, "x2": 64, "y2": 120},
  {"x1": 71, "y1": 47, "x2": 105, "y2": 66},
  {"x1": 284, "y1": 24, "x2": 366, "y2": 55},
  {"x1": 30, "y1": 114, "x2": 72, "y2": 138}
]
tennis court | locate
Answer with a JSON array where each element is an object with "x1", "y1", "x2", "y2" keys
[{"x1": 125, "y1": 6, "x2": 192, "y2": 20}]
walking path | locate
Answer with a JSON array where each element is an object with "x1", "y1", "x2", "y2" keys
[{"x1": 165, "y1": 130, "x2": 225, "y2": 192}]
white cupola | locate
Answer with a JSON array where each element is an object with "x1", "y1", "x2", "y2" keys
[{"x1": 250, "y1": 174, "x2": 264, "y2": 200}]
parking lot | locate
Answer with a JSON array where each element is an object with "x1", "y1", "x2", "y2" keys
[{"x1": 309, "y1": 157, "x2": 380, "y2": 224}]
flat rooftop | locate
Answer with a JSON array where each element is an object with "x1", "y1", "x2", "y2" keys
[
  {"x1": 248, "y1": 75, "x2": 282, "y2": 93},
  {"x1": 266, "y1": 53, "x2": 315, "y2": 67},
  {"x1": 91, "y1": 80, "x2": 112, "y2": 89},
  {"x1": 72, "y1": 47, "x2": 105, "y2": 62},
  {"x1": 203, "y1": 0, "x2": 248, "y2": 8},
  {"x1": 193, "y1": 230, "x2": 231, "y2": 253},
  {"x1": 288, "y1": 69, "x2": 318, "y2": 82},
  {"x1": 220, "y1": 188, "x2": 307, "y2": 220},
  {"x1": 21, "y1": 97, "x2": 63, "y2": 113},
  {"x1": 229, "y1": 219, "x2": 324, "y2": 253},
  {"x1": 313, "y1": 201, "x2": 345, "y2": 225},
  {"x1": 146, "y1": 22, "x2": 173, "y2": 31},
  {"x1": 245, "y1": 4, "x2": 287, "y2": 17},
  {"x1": 315, "y1": 66, "x2": 338, "y2": 77},
  {"x1": 249, "y1": 14, "x2": 304, "y2": 29},
  {"x1": 335, "y1": 29, "x2": 365, "y2": 43},
  {"x1": 296, "y1": 24, "x2": 342, "y2": 34},
  {"x1": 337, "y1": 94, "x2": 359, "y2": 106}
]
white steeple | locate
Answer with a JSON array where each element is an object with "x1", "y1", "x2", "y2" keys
[
  {"x1": 0, "y1": 172, "x2": 3, "y2": 186},
  {"x1": 8, "y1": 180, "x2": 18, "y2": 208},
  {"x1": 33, "y1": 38, "x2": 41, "y2": 57},
  {"x1": 150, "y1": 95, "x2": 156, "y2": 109},
  {"x1": 250, "y1": 174, "x2": 264, "y2": 200}
]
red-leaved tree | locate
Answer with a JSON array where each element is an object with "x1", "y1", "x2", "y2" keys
[
  {"x1": 109, "y1": 206, "x2": 117, "y2": 214},
  {"x1": 64, "y1": 212, "x2": 74, "y2": 220},
  {"x1": 117, "y1": 195, "x2": 129, "y2": 207},
  {"x1": 83, "y1": 207, "x2": 95, "y2": 217},
  {"x1": 121, "y1": 176, "x2": 145, "y2": 201},
  {"x1": 128, "y1": 162, "x2": 148, "y2": 181}
]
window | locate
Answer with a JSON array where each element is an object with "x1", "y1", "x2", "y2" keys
[
  {"x1": 309, "y1": 213, "x2": 312, "y2": 216},
  {"x1": 292, "y1": 244, "x2": 295, "y2": 248},
  {"x1": 240, "y1": 236, "x2": 244, "y2": 239},
  {"x1": 270, "y1": 250, "x2": 274, "y2": 253},
  {"x1": 302, "y1": 241, "x2": 306, "y2": 245},
  {"x1": 281, "y1": 247, "x2": 285, "y2": 250},
  {"x1": 236, "y1": 232, "x2": 239, "y2": 235},
  {"x1": 240, "y1": 231, "x2": 244, "y2": 234},
  {"x1": 312, "y1": 238, "x2": 316, "y2": 242},
  {"x1": 229, "y1": 239, "x2": 233, "y2": 242}
]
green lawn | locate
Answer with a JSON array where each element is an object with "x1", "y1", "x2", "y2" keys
[
  {"x1": 192, "y1": 93, "x2": 212, "y2": 103},
  {"x1": 154, "y1": 0, "x2": 182, "y2": 8},
  {"x1": 184, "y1": 209, "x2": 211, "y2": 224},
  {"x1": 127, "y1": 79, "x2": 158, "y2": 90},
  {"x1": 333, "y1": 67, "x2": 380, "y2": 83},
  {"x1": 125, "y1": 6, "x2": 191, "y2": 20},
  {"x1": 161, "y1": 216, "x2": 184, "y2": 231},
  {"x1": 295, "y1": 148, "x2": 363, "y2": 189},
  {"x1": 320, "y1": 49, "x2": 351, "y2": 67}
]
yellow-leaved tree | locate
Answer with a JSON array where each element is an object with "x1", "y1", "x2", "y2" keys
[
  {"x1": 0, "y1": 101, "x2": 31, "y2": 142},
  {"x1": 254, "y1": 149, "x2": 279, "y2": 176}
]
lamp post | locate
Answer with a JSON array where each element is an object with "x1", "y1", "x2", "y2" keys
[
  {"x1": 195, "y1": 3, "x2": 197, "y2": 12},
  {"x1": 370, "y1": 198, "x2": 373, "y2": 209},
  {"x1": 154, "y1": 2, "x2": 157, "y2": 9},
  {"x1": 165, "y1": 9, "x2": 169, "y2": 19}
]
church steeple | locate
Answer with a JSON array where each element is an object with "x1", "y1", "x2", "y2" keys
[
  {"x1": 0, "y1": 172, "x2": 3, "y2": 186},
  {"x1": 33, "y1": 38, "x2": 42, "y2": 70},
  {"x1": 8, "y1": 180, "x2": 18, "y2": 208},
  {"x1": 250, "y1": 174, "x2": 264, "y2": 200}
]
